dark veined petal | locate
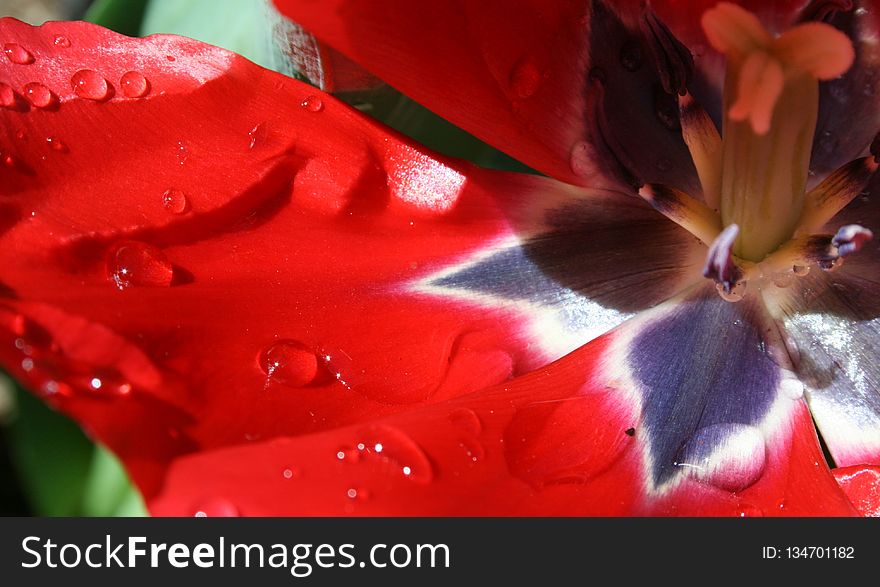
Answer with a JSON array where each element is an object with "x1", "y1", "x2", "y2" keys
[
  {"x1": 0, "y1": 18, "x2": 705, "y2": 499},
  {"x1": 149, "y1": 285, "x2": 855, "y2": 516},
  {"x1": 769, "y1": 190, "x2": 880, "y2": 468}
]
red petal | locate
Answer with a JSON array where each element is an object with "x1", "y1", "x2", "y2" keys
[
  {"x1": 150, "y1": 328, "x2": 855, "y2": 516},
  {"x1": 0, "y1": 19, "x2": 629, "y2": 497},
  {"x1": 273, "y1": 0, "x2": 593, "y2": 185},
  {"x1": 833, "y1": 465, "x2": 880, "y2": 517}
]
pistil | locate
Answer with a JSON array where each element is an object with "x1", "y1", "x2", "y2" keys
[{"x1": 701, "y1": 3, "x2": 855, "y2": 262}]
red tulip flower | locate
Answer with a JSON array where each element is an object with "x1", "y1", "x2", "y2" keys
[{"x1": 2, "y1": 0, "x2": 880, "y2": 516}]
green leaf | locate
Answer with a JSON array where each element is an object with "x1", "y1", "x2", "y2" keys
[
  {"x1": 7, "y1": 386, "x2": 93, "y2": 516},
  {"x1": 85, "y1": 0, "x2": 150, "y2": 36},
  {"x1": 6, "y1": 383, "x2": 147, "y2": 517},
  {"x1": 141, "y1": 0, "x2": 278, "y2": 70},
  {"x1": 81, "y1": 444, "x2": 148, "y2": 517}
]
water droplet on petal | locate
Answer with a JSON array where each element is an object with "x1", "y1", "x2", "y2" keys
[
  {"x1": 736, "y1": 504, "x2": 764, "y2": 517},
  {"x1": 0, "y1": 82, "x2": 16, "y2": 108},
  {"x1": 504, "y1": 396, "x2": 632, "y2": 488},
  {"x1": 448, "y1": 408, "x2": 482, "y2": 436},
  {"x1": 107, "y1": 241, "x2": 174, "y2": 289},
  {"x1": 301, "y1": 95, "x2": 324, "y2": 112},
  {"x1": 162, "y1": 188, "x2": 188, "y2": 214},
  {"x1": 821, "y1": 257, "x2": 845, "y2": 272},
  {"x1": 193, "y1": 498, "x2": 239, "y2": 517},
  {"x1": 772, "y1": 272, "x2": 793, "y2": 288},
  {"x1": 23, "y1": 82, "x2": 56, "y2": 109},
  {"x1": 176, "y1": 140, "x2": 189, "y2": 165},
  {"x1": 716, "y1": 280, "x2": 747, "y2": 302},
  {"x1": 676, "y1": 423, "x2": 766, "y2": 492},
  {"x1": 71, "y1": 69, "x2": 110, "y2": 101},
  {"x1": 53, "y1": 35, "x2": 71, "y2": 48},
  {"x1": 282, "y1": 467, "x2": 297, "y2": 480},
  {"x1": 356, "y1": 425, "x2": 433, "y2": 484},
  {"x1": 569, "y1": 140, "x2": 595, "y2": 178},
  {"x1": 120, "y1": 71, "x2": 149, "y2": 98},
  {"x1": 260, "y1": 340, "x2": 319, "y2": 387},
  {"x1": 46, "y1": 136, "x2": 68, "y2": 152},
  {"x1": 3, "y1": 43, "x2": 34, "y2": 64},
  {"x1": 458, "y1": 438, "x2": 485, "y2": 464},
  {"x1": 346, "y1": 487, "x2": 369, "y2": 500},
  {"x1": 247, "y1": 122, "x2": 267, "y2": 149},
  {"x1": 509, "y1": 56, "x2": 542, "y2": 99},
  {"x1": 792, "y1": 264, "x2": 810, "y2": 277},
  {"x1": 781, "y1": 378, "x2": 804, "y2": 400}
]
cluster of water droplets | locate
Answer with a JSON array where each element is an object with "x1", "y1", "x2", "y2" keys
[
  {"x1": 2, "y1": 38, "x2": 152, "y2": 110},
  {"x1": 336, "y1": 425, "x2": 434, "y2": 486},
  {"x1": 1, "y1": 307, "x2": 135, "y2": 401}
]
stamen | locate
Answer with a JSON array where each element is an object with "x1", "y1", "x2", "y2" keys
[
  {"x1": 638, "y1": 183, "x2": 723, "y2": 246},
  {"x1": 702, "y1": 3, "x2": 856, "y2": 261},
  {"x1": 703, "y1": 224, "x2": 745, "y2": 302},
  {"x1": 639, "y1": 10, "x2": 694, "y2": 96},
  {"x1": 702, "y1": 224, "x2": 745, "y2": 294},
  {"x1": 679, "y1": 92, "x2": 722, "y2": 210},
  {"x1": 759, "y1": 224, "x2": 873, "y2": 273},
  {"x1": 796, "y1": 155, "x2": 878, "y2": 233},
  {"x1": 832, "y1": 224, "x2": 874, "y2": 257}
]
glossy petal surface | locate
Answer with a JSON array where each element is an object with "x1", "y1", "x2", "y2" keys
[
  {"x1": 0, "y1": 19, "x2": 704, "y2": 499},
  {"x1": 771, "y1": 193, "x2": 880, "y2": 468},
  {"x1": 151, "y1": 298, "x2": 855, "y2": 516}
]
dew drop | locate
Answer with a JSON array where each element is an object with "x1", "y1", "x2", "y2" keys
[
  {"x1": 119, "y1": 71, "x2": 149, "y2": 98},
  {"x1": 22, "y1": 82, "x2": 56, "y2": 109},
  {"x1": 71, "y1": 69, "x2": 110, "y2": 101},
  {"x1": 781, "y1": 378, "x2": 804, "y2": 400},
  {"x1": 448, "y1": 408, "x2": 482, "y2": 436},
  {"x1": 716, "y1": 280, "x2": 747, "y2": 302},
  {"x1": 176, "y1": 140, "x2": 189, "y2": 165},
  {"x1": 247, "y1": 122, "x2": 267, "y2": 149},
  {"x1": 336, "y1": 447, "x2": 361, "y2": 463},
  {"x1": 81, "y1": 369, "x2": 132, "y2": 396},
  {"x1": 259, "y1": 340, "x2": 319, "y2": 387},
  {"x1": 346, "y1": 487, "x2": 369, "y2": 500},
  {"x1": 821, "y1": 257, "x2": 845, "y2": 272},
  {"x1": 193, "y1": 498, "x2": 239, "y2": 517},
  {"x1": 301, "y1": 95, "x2": 324, "y2": 112},
  {"x1": 162, "y1": 188, "x2": 188, "y2": 214},
  {"x1": 772, "y1": 272, "x2": 793, "y2": 289},
  {"x1": 356, "y1": 425, "x2": 433, "y2": 484},
  {"x1": 676, "y1": 423, "x2": 766, "y2": 492},
  {"x1": 458, "y1": 438, "x2": 486, "y2": 464},
  {"x1": 2, "y1": 153, "x2": 15, "y2": 168},
  {"x1": 736, "y1": 504, "x2": 764, "y2": 517},
  {"x1": 569, "y1": 140, "x2": 593, "y2": 177},
  {"x1": 792, "y1": 264, "x2": 810, "y2": 277},
  {"x1": 3, "y1": 43, "x2": 34, "y2": 65},
  {"x1": 509, "y1": 56, "x2": 542, "y2": 99},
  {"x1": 282, "y1": 467, "x2": 296, "y2": 480},
  {"x1": 53, "y1": 35, "x2": 71, "y2": 48},
  {"x1": 0, "y1": 82, "x2": 16, "y2": 108},
  {"x1": 42, "y1": 379, "x2": 72, "y2": 397},
  {"x1": 107, "y1": 241, "x2": 174, "y2": 289},
  {"x1": 46, "y1": 136, "x2": 68, "y2": 152}
]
